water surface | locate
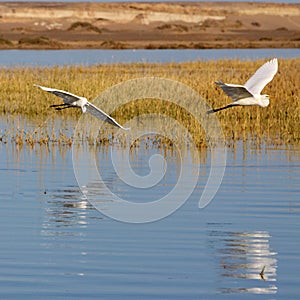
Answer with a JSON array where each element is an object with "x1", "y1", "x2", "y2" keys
[
  {"x1": 1, "y1": 117, "x2": 299, "y2": 299},
  {"x1": 1, "y1": 49, "x2": 299, "y2": 67}
]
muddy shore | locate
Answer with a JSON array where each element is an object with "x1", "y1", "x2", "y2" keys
[{"x1": 0, "y1": 2, "x2": 299, "y2": 49}]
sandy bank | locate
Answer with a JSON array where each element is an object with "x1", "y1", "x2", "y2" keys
[{"x1": 0, "y1": 2, "x2": 299, "y2": 49}]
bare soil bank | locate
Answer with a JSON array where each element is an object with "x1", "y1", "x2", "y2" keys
[{"x1": 0, "y1": 2, "x2": 299, "y2": 49}]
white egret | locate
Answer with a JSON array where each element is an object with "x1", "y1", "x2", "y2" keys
[
  {"x1": 208, "y1": 58, "x2": 278, "y2": 114},
  {"x1": 34, "y1": 84, "x2": 129, "y2": 130}
]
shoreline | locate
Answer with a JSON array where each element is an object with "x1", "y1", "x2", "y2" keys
[{"x1": 0, "y1": 2, "x2": 299, "y2": 50}]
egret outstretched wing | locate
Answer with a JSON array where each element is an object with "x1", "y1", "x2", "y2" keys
[
  {"x1": 34, "y1": 84, "x2": 81, "y2": 104},
  {"x1": 215, "y1": 81, "x2": 253, "y2": 101},
  {"x1": 244, "y1": 58, "x2": 278, "y2": 95},
  {"x1": 86, "y1": 102, "x2": 129, "y2": 130},
  {"x1": 35, "y1": 84, "x2": 129, "y2": 129}
]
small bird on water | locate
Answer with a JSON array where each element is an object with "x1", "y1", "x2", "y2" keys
[
  {"x1": 34, "y1": 84, "x2": 129, "y2": 130},
  {"x1": 207, "y1": 58, "x2": 278, "y2": 114}
]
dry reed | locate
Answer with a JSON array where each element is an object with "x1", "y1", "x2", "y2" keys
[{"x1": 0, "y1": 59, "x2": 299, "y2": 147}]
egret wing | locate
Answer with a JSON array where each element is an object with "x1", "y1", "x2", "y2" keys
[
  {"x1": 86, "y1": 102, "x2": 129, "y2": 130},
  {"x1": 215, "y1": 81, "x2": 253, "y2": 101},
  {"x1": 34, "y1": 84, "x2": 81, "y2": 104},
  {"x1": 244, "y1": 58, "x2": 278, "y2": 95}
]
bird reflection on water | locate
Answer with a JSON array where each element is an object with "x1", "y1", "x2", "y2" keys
[
  {"x1": 41, "y1": 186, "x2": 102, "y2": 237},
  {"x1": 207, "y1": 225, "x2": 277, "y2": 295}
]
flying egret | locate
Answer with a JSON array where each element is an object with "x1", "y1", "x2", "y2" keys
[
  {"x1": 207, "y1": 58, "x2": 278, "y2": 114},
  {"x1": 34, "y1": 84, "x2": 129, "y2": 130}
]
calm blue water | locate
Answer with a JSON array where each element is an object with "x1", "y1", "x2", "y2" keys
[
  {"x1": 0, "y1": 126, "x2": 300, "y2": 299},
  {"x1": 0, "y1": 49, "x2": 299, "y2": 67}
]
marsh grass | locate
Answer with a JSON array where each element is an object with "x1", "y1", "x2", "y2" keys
[
  {"x1": 68, "y1": 22, "x2": 102, "y2": 34},
  {"x1": 18, "y1": 36, "x2": 62, "y2": 48},
  {"x1": 0, "y1": 59, "x2": 299, "y2": 147}
]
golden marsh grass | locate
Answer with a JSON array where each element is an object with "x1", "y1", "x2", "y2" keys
[{"x1": 0, "y1": 59, "x2": 299, "y2": 147}]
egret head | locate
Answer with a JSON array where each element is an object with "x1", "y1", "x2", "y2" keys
[
  {"x1": 77, "y1": 97, "x2": 88, "y2": 113},
  {"x1": 260, "y1": 94, "x2": 270, "y2": 107}
]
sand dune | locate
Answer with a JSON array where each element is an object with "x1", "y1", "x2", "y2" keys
[{"x1": 0, "y1": 2, "x2": 299, "y2": 49}]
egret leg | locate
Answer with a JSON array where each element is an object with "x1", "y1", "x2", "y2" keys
[
  {"x1": 207, "y1": 104, "x2": 236, "y2": 114},
  {"x1": 54, "y1": 105, "x2": 74, "y2": 111},
  {"x1": 50, "y1": 103, "x2": 70, "y2": 108}
]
